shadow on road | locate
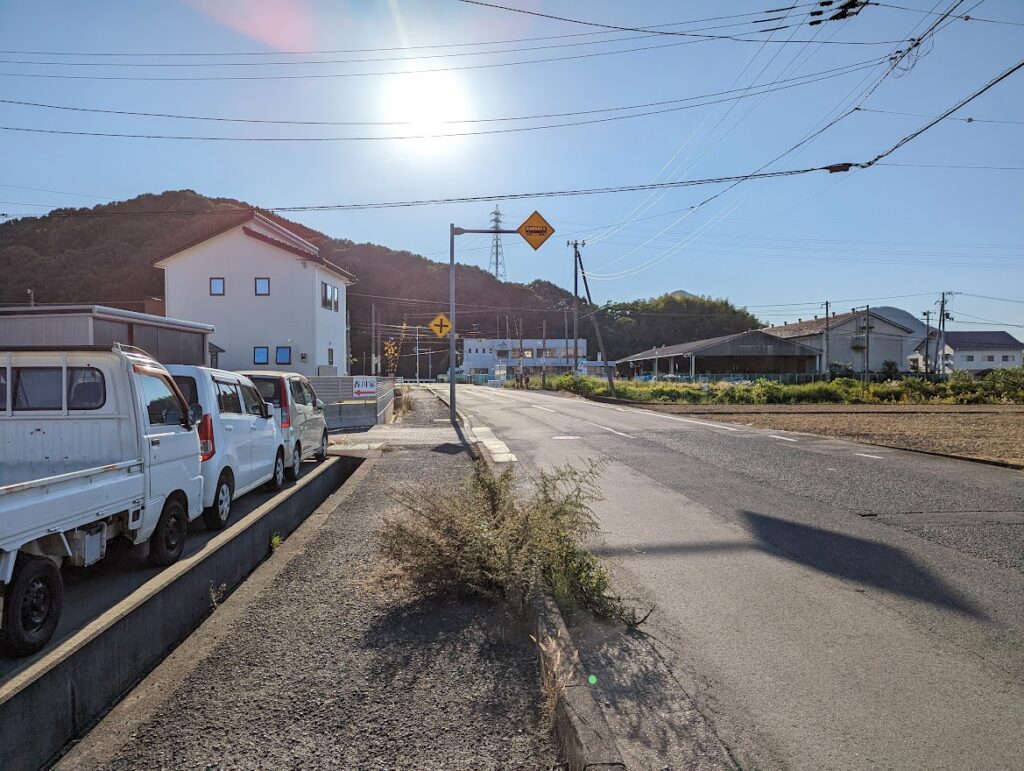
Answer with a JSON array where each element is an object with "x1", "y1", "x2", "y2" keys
[{"x1": 595, "y1": 512, "x2": 983, "y2": 618}]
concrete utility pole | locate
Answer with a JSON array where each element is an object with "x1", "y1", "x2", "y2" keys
[
  {"x1": 922, "y1": 310, "x2": 933, "y2": 374},
  {"x1": 563, "y1": 305, "x2": 569, "y2": 374},
  {"x1": 415, "y1": 324, "x2": 420, "y2": 382},
  {"x1": 569, "y1": 240, "x2": 583, "y2": 375},
  {"x1": 865, "y1": 304, "x2": 871, "y2": 383},
  {"x1": 823, "y1": 300, "x2": 831, "y2": 377},
  {"x1": 27, "y1": 289, "x2": 34, "y2": 307},
  {"x1": 371, "y1": 303, "x2": 376, "y2": 375},
  {"x1": 542, "y1": 319, "x2": 547, "y2": 389}
]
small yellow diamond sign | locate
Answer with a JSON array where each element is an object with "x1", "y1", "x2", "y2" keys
[
  {"x1": 428, "y1": 312, "x2": 453, "y2": 338},
  {"x1": 517, "y1": 211, "x2": 554, "y2": 250}
]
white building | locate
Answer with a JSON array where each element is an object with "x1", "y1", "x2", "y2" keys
[
  {"x1": 910, "y1": 331, "x2": 1023, "y2": 374},
  {"x1": 764, "y1": 309, "x2": 915, "y2": 373},
  {"x1": 155, "y1": 211, "x2": 354, "y2": 378},
  {"x1": 462, "y1": 337, "x2": 588, "y2": 379}
]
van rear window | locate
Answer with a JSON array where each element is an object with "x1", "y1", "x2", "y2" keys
[
  {"x1": 172, "y1": 375, "x2": 199, "y2": 407},
  {"x1": 251, "y1": 377, "x2": 282, "y2": 406}
]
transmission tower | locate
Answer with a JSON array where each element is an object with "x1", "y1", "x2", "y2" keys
[{"x1": 488, "y1": 205, "x2": 506, "y2": 281}]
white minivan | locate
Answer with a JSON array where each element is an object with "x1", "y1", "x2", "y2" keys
[
  {"x1": 167, "y1": 366, "x2": 286, "y2": 531},
  {"x1": 238, "y1": 371, "x2": 329, "y2": 482}
]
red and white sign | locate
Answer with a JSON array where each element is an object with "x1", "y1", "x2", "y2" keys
[{"x1": 353, "y1": 377, "x2": 377, "y2": 398}]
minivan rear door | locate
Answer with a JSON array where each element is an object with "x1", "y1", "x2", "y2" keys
[
  {"x1": 239, "y1": 381, "x2": 278, "y2": 483},
  {"x1": 214, "y1": 379, "x2": 253, "y2": 489}
]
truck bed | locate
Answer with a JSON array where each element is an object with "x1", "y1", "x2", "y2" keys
[{"x1": 0, "y1": 459, "x2": 139, "y2": 494}]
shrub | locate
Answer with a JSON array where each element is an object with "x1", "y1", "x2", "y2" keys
[
  {"x1": 751, "y1": 378, "x2": 787, "y2": 404},
  {"x1": 379, "y1": 461, "x2": 633, "y2": 623}
]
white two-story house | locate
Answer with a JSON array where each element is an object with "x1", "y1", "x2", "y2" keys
[
  {"x1": 155, "y1": 211, "x2": 354, "y2": 377},
  {"x1": 911, "y1": 330, "x2": 1024, "y2": 374}
]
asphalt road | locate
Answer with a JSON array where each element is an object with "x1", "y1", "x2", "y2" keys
[
  {"x1": 437, "y1": 385, "x2": 1024, "y2": 771},
  {"x1": 0, "y1": 462, "x2": 319, "y2": 683}
]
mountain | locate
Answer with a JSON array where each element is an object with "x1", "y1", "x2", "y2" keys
[{"x1": 0, "y1": 190, "x2": 762, "y2": 374}]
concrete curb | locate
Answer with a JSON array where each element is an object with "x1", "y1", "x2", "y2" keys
[
  {"x1": 426, "y1": 387, "x2": 626, "y2": 770},
  {"x1": 0, "y1": 456, "x2": 361, "y2": 771}
]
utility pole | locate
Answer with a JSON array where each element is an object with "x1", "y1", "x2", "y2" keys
[
  {"x1": 865, "y1": 304, "x2": 871, "y2": 383},
  {"x1": 542, "y1": 319, "x2": 547, "y2": 390},
  {"x1": 922, "y1": 310, "x2": 933, "y2": 375},
  {"x1": 574, "y1": 248, "x2": 616, "y2": 395},
  {"x1": 563, "y1": 305, "x2": 569, "y2": 375},
  {"x1": 345, "y1": 308, "x2": 351, "y2": 376},
  {"x1": 27, "y1": 289, "x2": 34, "y2": 307},
  {"x1": 370, "y1": 303, "x2": 376, "y2": 376},
  {"x1": 822, "y1": 300, "x2": 831, "y2": 378},
  {"x1": 415, "y1": 324, "x2": 420, "y2": 382},
  {"x1": 488, "y1": 205, "x2": 507, "y2": 281},
  {"x1": 936, "y1": 291, "x2": 954, "y2": 378},
  {"x1": 569, "y1": 240, "x2": 582, "y2": 376}
]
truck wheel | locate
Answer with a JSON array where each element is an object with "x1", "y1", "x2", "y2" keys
[
  {"x1": 315, "y1": 431, "x2": 329, "y2": 462},
  {"x1": 202, "y1": 472, "x2": 234, "y2": 531},
  {"x1": 148, "y1": 497, "x2": 188, "y2": 566},
  {"x1": 1, "y1": 555, "x2": 63, "y2": 657},
  {"x1": 285, "y1": 444, "x2": 302, "y2": 482},
  {"x1": 265, "y1": 449, "x2": 285, "y2": 492}
]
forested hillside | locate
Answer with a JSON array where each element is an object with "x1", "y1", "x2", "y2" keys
[{"x1": 0, "y1": 190, "x2": 762, "y2": 374}]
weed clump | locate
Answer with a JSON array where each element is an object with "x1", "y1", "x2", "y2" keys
[{"x1": 379, "y1": 461, "x2": 633, "y2": 623}]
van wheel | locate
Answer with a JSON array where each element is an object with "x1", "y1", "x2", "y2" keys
[
  {"x1": 285, "y1": 444, "x2": 302, "y2": 482},
  {"x1": 265, "y1": 449, "x2": 285, "y2": 491},
  {"x1": 203, "y1": 472, "x2": 234, "y2": 531},
  {"x1": 315, "y1": 431, "x2": 329, "y2": 462},
  {"x1": 1, "y1": 555, "x2": 63, "y2": 657},
  {"x1": 149, "y1": 497, "x2": 188, "y2": 566}
]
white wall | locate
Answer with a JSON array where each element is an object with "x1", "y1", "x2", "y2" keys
[
  {"x1": 789, "y1": 315, "x2": 911, "y2": 373},
  {"x1": 162, "y1": 225, "x2": 326, "y2": 376},
  {"x1": 313, "y1": 266, "x2": 349, "y2": 375},
  {"x1": 948, "y1": 347, "x2": 1022, "y2": 372}
]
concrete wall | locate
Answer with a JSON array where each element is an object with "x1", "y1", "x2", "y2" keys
[
  {"x1": 787, "y1": 316, "x2": 912, "y2": 373},
  {"x1": 0, "y1": 456, "x2": 361, "y2": 771}
]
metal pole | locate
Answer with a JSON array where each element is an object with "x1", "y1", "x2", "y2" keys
[
  {"x1": 371, "y1": 302, "x2": 375, "y2": 376},
  {"x1": 571, "y1": 241, "x2": 579, "y2": 375},
  {"x1": 415, "y1": 325, "x2": 420, "y2": 382},
  {"x1": 823, "y1": 300, "x2": 830, "y2": 378},
  {"x1": 865, "y1": 304, "x2": 871, "y2": 383},
  {"x1": 542, "y1": 319, "x2": 547, "y2": 390},
  {"x1": 449, "y1": 224, "x2": 457, "y2": 423}
]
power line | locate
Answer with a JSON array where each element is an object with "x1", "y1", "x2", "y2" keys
[
  {"x1": 856, "y1": 107, "x2": 1024, "y2": 125},
  {"x1": 0, "y1": 5, "x2": 825, "y2": 57},
  {"x1": 0, "y1": 57, "x2": 887, "y2": 128},
  {"x1": 871, "y1": 3, "x2": 1024, "y2": 27},
  {"x1": 455, "y1": 0, "x2": 891, "y2": 43}
]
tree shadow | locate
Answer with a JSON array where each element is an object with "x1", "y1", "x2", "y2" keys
[{"x1": 595, "y1": 512, "x2": 984, "y2": 618}]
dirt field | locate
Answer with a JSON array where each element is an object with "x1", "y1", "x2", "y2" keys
[{"x1": 637, "y1": 404, "x2": 1024, "y2": 467}]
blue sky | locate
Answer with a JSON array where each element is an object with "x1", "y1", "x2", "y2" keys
[{"x1": 1, "y1": 0, "x2": 1021, "y2": 330}]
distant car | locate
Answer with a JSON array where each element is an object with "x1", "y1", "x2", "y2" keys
[
  {"x1": 167, "y1": 366, "x2": 286, "y2": 531},
  {"x1": 238, "y1": 371, "x2": 329, "y2": 481}
]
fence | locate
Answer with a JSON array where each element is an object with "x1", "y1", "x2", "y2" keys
[
  {"x1": 638, "y1": 373, "x2": 831, "y2": 385},
  {"x1": 308, "y1": 376, "x2": 395, "y2": 430}
]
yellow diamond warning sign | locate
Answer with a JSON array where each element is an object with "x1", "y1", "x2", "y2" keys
[
  {"x1": 428, "y1": 312, "x2": 453, "y2": 338},
  {"x1": 517, "y1": 211, "x2": 554, "y2": 250}
]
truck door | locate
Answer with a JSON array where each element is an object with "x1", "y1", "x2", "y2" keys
[{"x1": 134, "y1": 368, "x2": 200, "y2": 514}]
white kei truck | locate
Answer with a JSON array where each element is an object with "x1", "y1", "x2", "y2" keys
[{"x1": 0, "y1": 345, "x2": 204, "y2": 656}]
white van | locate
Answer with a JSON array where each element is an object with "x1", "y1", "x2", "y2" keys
[
  {"x1": 167, "y1": 366, "x2": 286, "y2": 531},
  {"x1": 0, "y1": 346, "x2": 204, "y2": 655},
  {"x1": 238, "y1": 371, "x2": 329, "y2": 482}
]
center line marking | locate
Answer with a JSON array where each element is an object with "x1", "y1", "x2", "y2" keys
[
  {"x1": 855, "y1": 452, "x2": 884, "y2": 459},
  {"x1": 532, "y1": 405, "x2": 557, "y2": 413},
  {"x1": 649, "y1": 413, "x2": 740, "y2": 431},
  {"x1": 581, "y1": 420, "x2": 635, "y2": 439},
  {"x1": 768, "y1": 435, "x2": 797, "y2": 442}
]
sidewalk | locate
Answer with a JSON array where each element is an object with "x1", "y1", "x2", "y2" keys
[{"x1": 61, "y1": 391, "x2": 557, "y2": 770}]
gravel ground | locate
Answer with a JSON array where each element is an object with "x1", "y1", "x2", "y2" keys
[
  {"x1": 689, "y1": 411, "x2": 1024, "y2": 466},
  {"x1": 69, "y1": 392, "x2": 559, "y2": 770}
]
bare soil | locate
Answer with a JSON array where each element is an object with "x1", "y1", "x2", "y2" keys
[{"x1": 661, "y1": 407, "x2": 1024, "y2": 467}]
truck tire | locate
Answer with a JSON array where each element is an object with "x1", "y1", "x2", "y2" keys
[
  {"x1": 1, "y1": 555, "x2": 63, "y2": 657},
  {"x1": 202, "y1": 472, "x2": 234, "y2": 531},
  {"x1": 315, "y1": 430, "x2": 328, "y2": 462},
  {"x1": 265, "y1": 448, "x2": 285, "y2": 492},
  {"x1": 285, "y1": 443, "x2": 302, "y2": 482},
  {"x1": 148, "y1": 497, "x2": 188, "y2": 566}
]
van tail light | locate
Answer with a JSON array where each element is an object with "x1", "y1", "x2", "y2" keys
[
  {"x1": 279, "y1": 378, "x2": 291, "y2": 429},
  {"x1": 198, "y1": 414, "x2": 215, "y2": 461}
]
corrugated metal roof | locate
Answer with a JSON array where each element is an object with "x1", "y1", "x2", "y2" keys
[
  {"x1": 618, "y1": 329, "x2": 820, "y2": 363},
  {"x1": 763, "y1": 309, "x2": 913, "y2": 339}
]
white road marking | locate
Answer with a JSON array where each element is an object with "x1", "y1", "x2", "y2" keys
[
  {"x1": 646, "y1": 413, "x2": 741, "y2": 431},
  {"x1": 532, "y1": 405, "x2": 557, "y2": 413},
  {"x1": 553, "y1": 435, "x2": 581, "y2": 440},
  {"x1": 855, "y1": 453, "x2": 884, "y2": 459},
  {"x1": 581, "y1": 420, "x2": 635, "y2": 439},
  {"x1": 769, "y1": 435, "x2": 797, "y2": 442}
]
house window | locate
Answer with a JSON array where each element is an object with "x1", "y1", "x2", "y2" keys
[
  {"x1": 1002, "y1": 354, "x2": 1014, "y2": 362},
  {"x1": 965, "y1": 355, "x2": 975, "y2": 362},
  {"x1": 209, "y1": 277, "x2": 225, "y2": 296},
  {"x1": 255, "y1": 277, "x2": 270, "y2": 296},
  {"x1": 332, "y1": 285, "x2": 339, "y2": 312},
  {"x1": 254, "y1": 346, "x2": 269, "y2": 365},
  {"x1": 321, "y1": 281, "x2": 331, "y2": 309},
  {"x1": 276, "y1": 346, "x2": 292, "y2": 365},
  {"x1": 985, "y1": 355, "x2": 995, "y2": 362},
  {"x1": 327, "y1": 347, "x2": 334, "y2": 366}
]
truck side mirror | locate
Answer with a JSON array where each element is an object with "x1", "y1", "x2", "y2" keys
[
  {"x1": 315, "y1": 399, "x2": 325, "y2": 411},
  {"x1": 264, "y1": 401, "x2": 274, "y2": 419}
]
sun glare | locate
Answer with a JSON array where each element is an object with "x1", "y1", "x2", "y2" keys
[{"x1": 379, "y1": 71, "x2": 473, "y2": 156}]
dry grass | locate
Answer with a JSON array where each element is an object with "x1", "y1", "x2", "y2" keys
[
  {"x1": 698, "y1": 409, "x2": 1024, "y2": 467},
  {"x1": 532, "y1": 632, "x2": 578, "y2": 727}
]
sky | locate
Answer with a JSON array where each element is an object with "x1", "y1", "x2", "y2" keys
[{"x1": 0, "y1": 0, "x2": 1021, "y2": 331}]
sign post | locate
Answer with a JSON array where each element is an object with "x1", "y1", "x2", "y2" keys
[{"x1": 447, "y1": 212, "x2": 554, "y2": 423}]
